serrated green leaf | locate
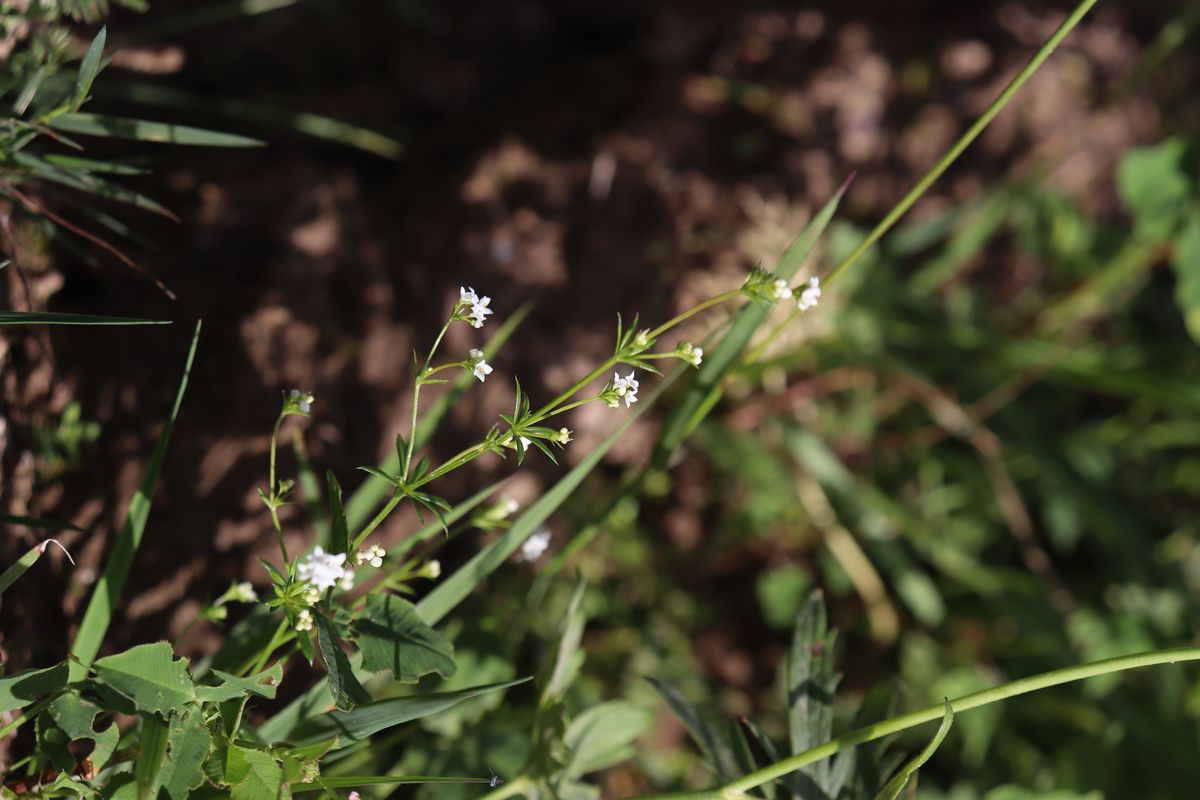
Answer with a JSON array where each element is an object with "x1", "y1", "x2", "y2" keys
[
  {"x1": 289, "y1": 677, "x2": 531, "y2": 747},
  {"x1": 355, "y1": 594, "x2": 456, "y2": 683},
  {"x1": 158, "y1": 707, "x2": 213, "y2": 800},
  {"x1": 315, "y1": 613, "x2": 370, "y2": 712},
  {"x1": 564, "y1": 701, "x2": 652, "y2": 778},
  {"x1": 73, "y1": 27, "x2": 107, "y2": 109},
  {"x1": 875, "y1": 699, "x2": 955, "y2": 800},
  {"x1": 196, "y1": 663, "x2": 283, "y2": 704},
  {"x1": 0, "y1": 662, "x2": 68, "y2": 713},
  {"x1": 227, "y1": 744, "x2": 283, "y2": 800},
  {"x1": 49, "y1": 112, "x2": 264, "y2": 147},
  {"x1": 93, "y1": 642, "x2": 196, "y2": 717},
  {"x1": 36, "y1": 692, "x2": 119, "y2": 772}
]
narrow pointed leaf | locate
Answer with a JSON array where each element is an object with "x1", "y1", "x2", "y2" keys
[
  {"x1": 875, "y1": 699, "x2": 954, "y2": 800},
  {"x1": 326, "y1": 470, "x2": 348, "y2": 555},
  {"x1": 73, "y1": 27, "x2": 107, "y2": 109},
  {"x1": 49, "y1": 112, "x2": 264, "y2": 147},
  {"x1": 0, "y1": 311, "x2": 168, "y2": 326},
  {"x1": 315, "y1": 613, "x2": 370, "y2": 712}
]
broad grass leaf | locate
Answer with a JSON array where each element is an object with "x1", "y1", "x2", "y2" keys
[
  {"x1": 0, "y1": 663, "x2": 68, "y2": 714},
  {"x1": 93, "y1": 642, "x2": 196, "y2": 716},
  {"x1": 288, "y1": 677, "x2": 531, "y2": 747},
  {"x1": 355, "y1": 594, "x2": 456, "y2": 683}
]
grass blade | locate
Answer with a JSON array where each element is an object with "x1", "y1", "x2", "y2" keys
[
  {"x1": 0, "y1": 311, "x2": 169, "y2": 326},
  {"x1": 72, "y1": 27, "x2": 107, "y2": 110},
  {"x1": 48, "y1": 112, "x2": 264, "y2": 147},
  {"x1": 875, "y1": 699, "x2": 954, "y2": 800},
  {"x1": 0, "y1": 544, "x2": 46, "y2": 597},
  {"x1": 68, "y1": 321, "x2": 202, "y2": 678}
]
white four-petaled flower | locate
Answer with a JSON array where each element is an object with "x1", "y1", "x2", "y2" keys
[
  {"x1": 798, "y1": 276, "x2": 821, "y2": 311},
  {"x1": 773, "y1": 279, "x2": 793, "y2": 300},
  {"x1": 612, "y1": 371, "x2": 639, "y2": 408},
  {"x1": 355, "y1": 544, "x2": 386, "y2": 569},
  {"x1": 518, "y1": 528, "x2": 551, "y2": 562},
  {"x1": 470, "y1": 296, "x2": 493, "y2": 328},
  {"x1": 297, "y1": 546, "x2": 349, "y2": 592},
  {"x1": 473, "y1": 359, "x2": 493, "y2": 382},
  {"x1": 460, "y1": 286, "x2": 478, "y2": 305}
]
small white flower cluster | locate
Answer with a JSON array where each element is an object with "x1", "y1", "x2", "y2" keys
[
  {"x1": 295, "y1": 609, "x2": 314, "y2": 632},
  {"x1": 421, "y1": 560, "x2": 442, "y2": 579},
  {"x1": 773, "y1": 279, "x2": 793, "y2": 300},
  {"x1": 468, "y1": 348, "x2": 493, "y2": 382},
  {"x1": 676, "y1": 341, "x2": 703, "y2": 368},
  {"x1": 303, "y1": 585, "x2": 321, "y2": 605},
  {"x1": 287, "y1": 389, "x2": 314, "y2": 415},
  {"x1": 460, "y1": 286, "x2": 494, "y2": 329},
  {"x1": 608, "y1": 371, "x2": 639, "y2": 408},
  {"x1": 555, "y1": 427, "x2": 572, "y2": 445},
  {"x1": 797, "y1": 276, "x2": 821, "y2": 311},
  {"x1": 297, "y1": 546, "x2": 354, "y2": 593},
  {"x1": 355, "y1": 544, "x2": 386, "y2": 569}
]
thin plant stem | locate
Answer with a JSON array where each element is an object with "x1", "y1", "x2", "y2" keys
[
  {"x1": 267, "y1": 412, "x2": 289, "y2": 561},
  {"x1": 639, "y1": 645, "x2": 1200, "y2": 799},
  {"x1": 824, "y1": 0, "x2": 1100, "y2": 287},
  {"x1": 647, "y1": 289, "x2": 743, "y2": 340},
  {"x1": 354, "y1": 492, "x2": 404, "y2": 549}
]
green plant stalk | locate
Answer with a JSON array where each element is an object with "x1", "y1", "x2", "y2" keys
[
  {"x1": 640, "y1": 645, "x2": 1200, "y2": 799},
  {"x1": 823, "y1": 0, "x2": 1100, "y2": 287},
  {"x1": 267, "y1": 411, "x2": 290, "y2": 562},
  {"x1": 353, "y1": 492, "x2": 403, "y2": 549}
]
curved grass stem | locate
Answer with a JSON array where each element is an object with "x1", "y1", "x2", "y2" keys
[{"x1": 639, "y1": 646, "x2": 1200, "y2": 799}]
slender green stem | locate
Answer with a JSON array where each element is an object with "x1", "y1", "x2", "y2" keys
[
  {"x1": 824, "y1": 0, "x2": 1100, "y2": 287},
  {"x1": 0, "y1": 692, "x2": 60, "y2": 740},
  {"x1": 477, "y1": 776, "x2": 532, "y2": 800},
  {"x1": 533, "y1": 356, "x2": 619, "y2": 421},
  {"x1": 266, "y1": 412, "x2": 289, "y2": 561},
  {"x1": 647, "y1": 289, "x2": 742, "y2": 340},
  {"x1": 354, "y1": 492, "x2": 404, "y2": 549},
  {"x1": 639, "y1": 646, "x2": 1200, "y2": 799}
]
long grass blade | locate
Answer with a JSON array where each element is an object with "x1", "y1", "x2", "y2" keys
[
  {"x1": 0, "y1": 311, "x2": 168, "y2": 326},
  {"x1": 48, "y1": 112, "x2": 264, "y2": 147},
  {"x1": 68, "y1": 321, "x2": 202, "y2": 678}
]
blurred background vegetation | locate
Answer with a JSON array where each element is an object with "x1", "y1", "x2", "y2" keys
[{"x1": 3, "y1": 0, "x2": 1200, "y2": 797}]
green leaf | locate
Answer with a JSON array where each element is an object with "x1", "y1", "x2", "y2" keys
[
  {"x1": 315, "y1": 613, "x2": 371, "y2": 711},
  {"x1": 0, "y1": 543, "x2": 47, "y2": 597},
  {"x1": 36, "y1": 692, "x2": 119, "y2": 772},
  {"x1": 288, "y1": 678, "x2": 531, "y2": 747},
  {"x1": 15, "y1": 151, "x2": 179, "y2": 218},
  {"x1": 542, "y1": 576, "x2": 587, "y2": 705},
  {"x1": 93, "y1": 642, "x2": 196, "y2": 717},
  {"x1": 69, "y1": 322, "x2": 201, "y2": 679},
  {"x1": 564, "y1": 701, "x2": 652, "y2": 778},
  {"x1": 355, "y1": 594, "x2": 456, "y2": 683},
  {"x1": 48, "y1": 112, "x2": 265, "y2": 147},
  {"x1": 789, "y1": 591, "x2": 845, "y2": 798},
  {"x1": 158, "y1": 707, "x2": 214, "y2": 800},
  {"x1": 325, "y1": 470, "x2": 348, "y2": 555},
  {"x1": 13, "y1": 65, "x2": 46, "y2": 116},
  {"x1": 134, "y1": 713, "x2": 170, "y2": 800},
  {"x1": 73, "y1": 26, "x2": 107, "y2": 109},
  {"x1": 652, "y1": 181, "x2": 848, "y2": 466},
  {"x1": 1171, "y1": 213, "x2": 1200, "y2": 345},
  {"x1": 0, "y1": 662, "x2": 68, "y2": 714},
  {"x1": 227, "y1": 744, "x2": 284, "y2": 800},
  {"x1": 1116, "y1": 138, "x2": 1191, "y2": 240},
  {"x1": 196, "y1": 662, "x2": 283, "y2": 704},
  {"x1": 875, "y1": 699, "x2": 955, "y2": 800},
  {"x1": 0, "y1": 311, "x2": 169, "y2": 326}
]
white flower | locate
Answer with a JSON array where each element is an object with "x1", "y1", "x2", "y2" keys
[
  {"x1": 773, "y1": 279, "x2": 793, "y2": 300},
  {"x1": 424, "y1": 560, "x2": 441, "y2": 579},
  {"x1": 633, "y1": 329, "x2": 651, "y2": 349},
  {"x1": 355, "y1": 544, "x2": 385, "y2": 569},
  {"x1": 677, "y1": 341, "x2": 703, "y2": 367},
  {"x1": 555, "y1": 427, "x2": 572, "y2": 445},
  {"x1": 473, "y1": 358, "x2": 493, "y2": 382},
  {"x1": 460, "y1": 286, "x2": 478, "y2": 305},
  {"x1": 288, "y1": 389, "x2": 314, "y2": 414},
  {"x1": 503, "y1": 497, "x2": 520, "y2": 517},
  {"x1": 339, "y1": 569, "x2": 355, "y2": 591},
  {"x1": 518, "y1": 528, "x2": 551, "y2": 562},
  {"x1": 302, "y1": 585, "x2": 321, "y2": 605},
  {"x1": 297, "y1": 546, "x2": 349, "y2": 592},
  {"x1": 470, "y1": 296, "x2": 494, "y2": 328},
  {"x1": 295, "y1": 609, "x2": 314, "y2": 632},
  {"x1": 349, "y1": 790, "x2": 361, "y2": 800},
  {"x1": 797, "y1": 276, "x2": 821, "y2": 311},
  {"x1": 612, "y1": 371, "x2": 639, "y2": 408}
]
